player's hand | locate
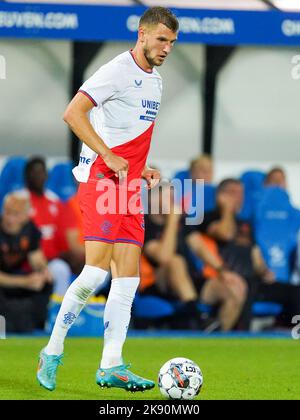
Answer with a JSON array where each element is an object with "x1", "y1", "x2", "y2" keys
[
  {"x1": 24, "y1": 272, "x2": 46, "y2": 291},
  {"x1": 103, "y1": 151, "x2": 129, "y2": 180},
  {"x1": 142, "y1": 167, "x2": 161, "y2": 189}
]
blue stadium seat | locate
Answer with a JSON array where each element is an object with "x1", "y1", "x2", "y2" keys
[
  {"x1": 203, "y1": 184, "x2": 216, "y2": 212},
  {"x1": 47, "y1": 162, "x2": 77, "y2": 202},
  {"x1": 254, "y1": 187, "x2": 297, "y2": 283},
  {"x1": 252, "y1": 302, "x2": 283, "y2": 317},
  {"x1": 133, "y1": 295, "x2": 175, "y2": 319},
  {"x1": 239, "y1": 170, "x2": 265, "y2": 221},
  {"x1": 0, "y1": 156, "x2": 27, "y2": 210},
  {"x1": 173, "y1": 169, "x2": 190, "y2": 184},
  {"x1": 240, "y1": 170, "x2": 265, "y2": 193}
]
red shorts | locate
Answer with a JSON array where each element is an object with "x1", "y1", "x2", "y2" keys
[{"x1": 78, "y1": 180, "x2": 145, "y2": 248}]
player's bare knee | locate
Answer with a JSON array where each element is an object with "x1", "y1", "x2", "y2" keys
[{"x1": 113, "y1": 269, "x2": 140, "y2": 278}]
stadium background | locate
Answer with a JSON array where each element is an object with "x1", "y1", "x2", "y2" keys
[
  {"x1": 1, "y1": 0, "x2": 300, "y2": 206},
  {"x1": 1, "y1": 0, "x2": 300, "y2": 401}
]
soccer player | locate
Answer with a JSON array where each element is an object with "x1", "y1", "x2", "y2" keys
[{"x1": 37, "y1": 7, "x2": 178, "y2": 392}]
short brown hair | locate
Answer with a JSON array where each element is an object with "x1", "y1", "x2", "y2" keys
[
  {"x1": 139, "y1": 7, "x2": 179, "y2": 33},
  {"x1": 190, "y1": 154, "x2": 213, "y2": 172},
  {"x1": 217, "y1": 178, "x2": 242, "y2": 194},
  {"x1": 265, "y1": 166, "x2": 286, "y2": 184}
]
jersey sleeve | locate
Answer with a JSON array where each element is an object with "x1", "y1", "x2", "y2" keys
[{"x1": 79, "y1": 63, "x2": 120, "y2": 107}]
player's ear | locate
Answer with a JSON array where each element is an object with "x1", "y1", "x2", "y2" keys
[{"x1": 138, "y1": 26, "x2": 146, "y2": 43}]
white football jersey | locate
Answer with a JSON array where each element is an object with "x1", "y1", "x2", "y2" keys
[{"x1": 73, "y1": 50, "x2": 163, "y2": 183}]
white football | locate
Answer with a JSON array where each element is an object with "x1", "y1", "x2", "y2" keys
[{"x1": 158, "y1": 357, "x2": 203, "y2": 400}]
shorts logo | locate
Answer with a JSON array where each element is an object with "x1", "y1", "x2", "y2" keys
[
  {"x1": 63, "y1": 312, "x2": 76, "y2": 325},
  {"x1": 96, "y1": 173, "x2": 105, "y2": 179},
  {"x1": 104, "y1": 321, "x2": 109, "y2": 330},
  {"x1": 100, "y1": 221, "x2": 113, "y2": 235}
]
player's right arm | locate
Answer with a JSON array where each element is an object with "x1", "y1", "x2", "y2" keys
[{"x1": 63, "y1": 93, "x2": 128, "y2": 177}]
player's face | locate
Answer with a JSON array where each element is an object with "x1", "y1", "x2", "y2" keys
[{"x1": 141, "y1": 23, "x2": 177, "y2": 67}]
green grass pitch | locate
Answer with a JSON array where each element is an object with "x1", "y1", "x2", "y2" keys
[{"x1": 0, "y1": 337, "x2": 299, "y2": 400}]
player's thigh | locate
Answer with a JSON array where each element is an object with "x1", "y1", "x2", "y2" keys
[
  {"x1": 111, "y1": 242, "x2": 141, "y2": 278},
  {"x1": 201, "y1": 278, "x2": 231, "y2": 305},
  {"x1": 85, "y1": 241, "x2": 114, "y2": 271}
]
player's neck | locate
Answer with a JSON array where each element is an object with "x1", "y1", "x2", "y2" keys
[{"x1": 130, "y1": 47, "x2": 153, "y2": 73}]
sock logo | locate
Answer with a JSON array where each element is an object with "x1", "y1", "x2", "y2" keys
[
  {"x1": 63, "y1": 312, "x2": 76, "y2": 325},
  {"x1": 104, "y1": 321, "x2": 110, "y2": 330}
]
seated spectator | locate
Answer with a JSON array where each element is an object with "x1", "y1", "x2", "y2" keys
[
  {"x1": 185, "y1": 177, "x2": 300, "y2": 330},
  {"x1": 264, "y1": 167, "x2": 287, "y2": 190},
  {"x1": 22, "y1": 157, "x2": 85, "y2": 288},
  {"x1": 174, "y1": 154, "x2": 215, "y2": 214},
  {"x1": 142, "y1": 183, "x2": 205, "y2": 329},
  {"x1": 251, "y1": 246, "x2": 300, "y2": 327},
  {"x1": 0, "y1": 192, "x2": 52, "y2": 332},
  {"x1": 190, "y1": 154, "x2": 214, "y2": 184},
  {"x1": 185, "y1": 178, "x2": 251, "y2": 330}
]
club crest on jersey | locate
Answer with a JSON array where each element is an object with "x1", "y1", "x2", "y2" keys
[{"x1": 134, "y1": 79, "x2": 142, "y2": 88}]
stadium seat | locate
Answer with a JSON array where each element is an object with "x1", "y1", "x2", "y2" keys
[
  {"x1": 173, "y1": 169, "x2": 190, "y2": 184},
  {"x1": 252, "y1": 302, "x2": 283, "y2": 317},
  {"x1": 47, "y1": 162, "x2": 77, "y2": 202},
  {"x1": 239, "y1": 170, "x2": 265, "y2": 221},
  {"x1": 0, "y1": 156, "x2": 27, "y2": 210},
  {"x1": 240, "y1": 170, "x2": 265, "y2": 192},
  {"x1": 254, "y1": 187, "x2": 297, "y2": 283},
  {"x1": 203, "y1": 184, "x2": 216, "y2": 212},
  {"x1": 173, "y1": 169, "x2": 216, "y2": 213},
  {"x1": 133, "y1": 295, "x2": 175, "y2": 319}
]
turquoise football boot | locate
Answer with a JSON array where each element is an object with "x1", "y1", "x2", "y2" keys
[
  {"x1": 37, "y1": 348, "x2": 64, "y2": 391},
  {"x1": 96, "y1": 364, "x2": 155, "y2": 392}
]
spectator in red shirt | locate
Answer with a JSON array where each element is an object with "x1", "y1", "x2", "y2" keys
[{"x1": 22, "y1": 157, "x2": 85, "y2": 293}]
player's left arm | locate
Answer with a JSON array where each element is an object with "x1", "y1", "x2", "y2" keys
[{"x1": 142, "y1": 165, "x2": 161, "y2": 189}]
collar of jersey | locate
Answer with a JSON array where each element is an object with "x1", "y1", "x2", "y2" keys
[{"x1": 129, "y1": 50, "x2": 153, "y2": 74}]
